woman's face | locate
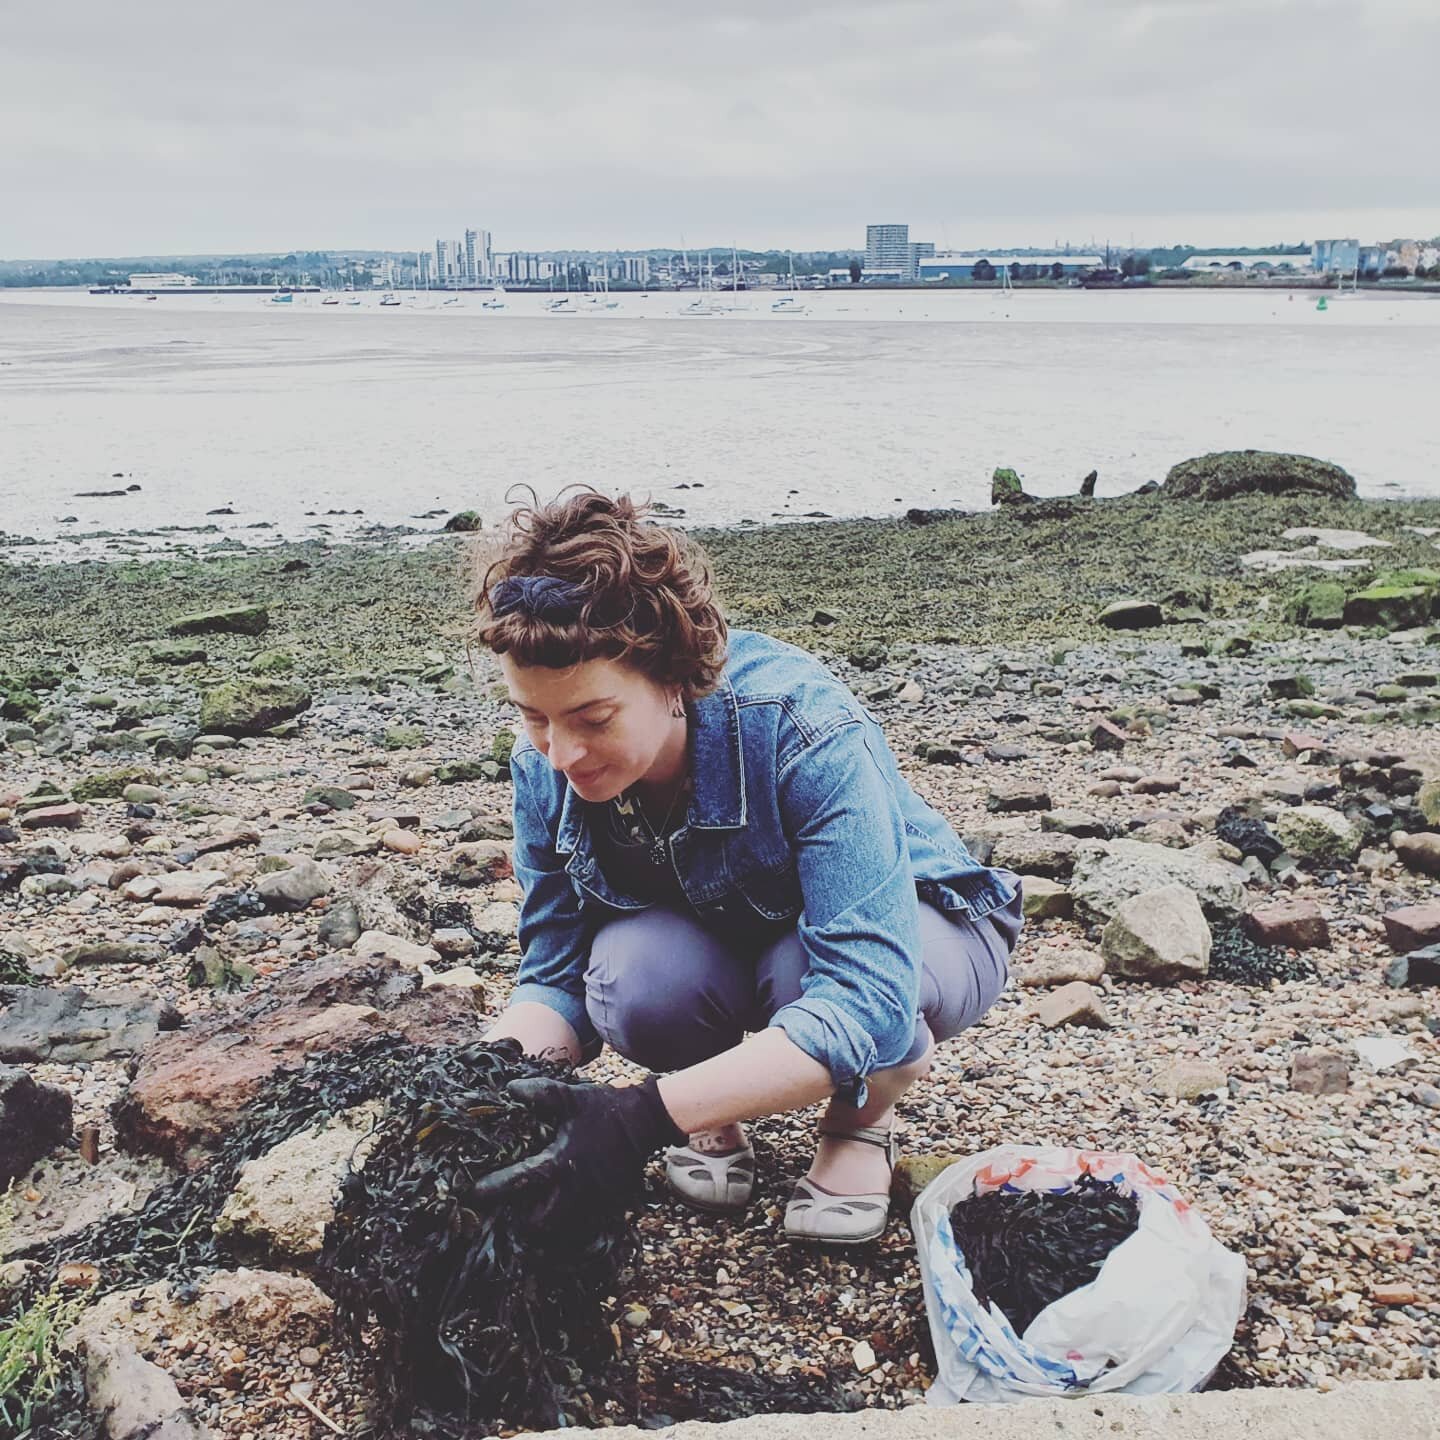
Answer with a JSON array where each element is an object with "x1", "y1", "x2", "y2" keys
[{"x1": 499, "y1": 653, "x2": 678, "y2": 803}]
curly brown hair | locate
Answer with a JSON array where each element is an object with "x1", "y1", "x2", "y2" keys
[{"x1": 470, "y1": 487, "x2": 728, "y2": 697}]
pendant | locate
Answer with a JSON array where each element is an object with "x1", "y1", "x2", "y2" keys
[{"x1": 648, "y1": 835, "x2": 668, "y2": 868}]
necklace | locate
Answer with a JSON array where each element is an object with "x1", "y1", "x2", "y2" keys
[{"x1": 629, "y1": 779, "x2": 689, "y2": 868}]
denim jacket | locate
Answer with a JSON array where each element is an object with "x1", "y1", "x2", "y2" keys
[{"x1": 508, "y1": 628, "x2": 1017, "y2": 1104}]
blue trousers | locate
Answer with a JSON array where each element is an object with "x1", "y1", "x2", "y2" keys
[{"x1": 582, "y1": 879, "x2": 1023, "y2": 1075}]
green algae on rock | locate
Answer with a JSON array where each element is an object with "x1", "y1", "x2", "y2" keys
[
  {"x1": 198, "y1": 678, "x2": 312, "y2": 736},
  {"x1": 1162, "y1": 450, "x2": 1356, "y2": 502},
  {"x1": 168, "y1": 603, "x2": 270, "y2": 637}
]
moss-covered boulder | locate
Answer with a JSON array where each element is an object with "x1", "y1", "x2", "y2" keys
[
  {"x1": 990, "y1": 467, "x2": 1029, "y2": 506},
  {"x1": 0, "y1": 687, "x2": 41, "y2": 722},
  {"x1": 1098, "y1": 599, "x2": 1164, "y2": 629},
  {"x1": 169, "y1": 604, "x2": 270, "y2": 637},
  {"x1": 1162, "y1": 450, "x2": 1356, "y2": 501},
  {"x1": 444, "y1": 511, "x2": 482, "y2": 533},
  {"x1": 249, "y1": 649, "x2": 296, "y2": 676},
  {"x1": 1343, "y1": 585, "x2": 1432, "y2": 632},
  {"x1": 1285, "y1": 580, "x2": 1347, "y2": 629},
  {"x1": 490, "y1": 728, "x2": 516, "y2": 768},
  {"x1": 198, "y1": 679, "x2": 311, "y2": 736},
  {"x1": 72, "y1": 765, "x2": 163, "y2": 801},
  {"x1": 147, "y1": 642, "x2": 207, "y2": 666}
]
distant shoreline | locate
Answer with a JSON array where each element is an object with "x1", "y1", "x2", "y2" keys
[{"x1": 5, "y1": 492, "x2": 1440, "y2": 677}]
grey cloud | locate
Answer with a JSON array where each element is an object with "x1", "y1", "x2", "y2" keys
[{"x1": 1, "y1": 0, "x2": 1435, "y2": 256}]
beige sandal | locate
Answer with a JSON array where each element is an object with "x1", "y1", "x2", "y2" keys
[
  {"x1": 783, "y1": 1122, "x2": 897, "y2": 1245},
  {"x1": 664, "y1": 1135, "x2": 756, "y2": 1214}
]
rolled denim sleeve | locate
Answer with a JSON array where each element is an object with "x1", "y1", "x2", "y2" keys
[
  {"x1": 768, "y1": 720, "x2": 922, "y2": 1107},
  {"x1": 507, "y1": 751, "x2": 599, "y2": 1050}
]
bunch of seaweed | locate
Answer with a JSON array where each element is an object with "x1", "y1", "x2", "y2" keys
[
  {"x1": 948, "y1": 1175, "x2": 1141, "y2": 1335},
  {"x1": 315, "y1": 1039, "x2": 635, "y2": 1435},
  {"x1": 16, "y1": 1036, "x2": 860, "y2": 1436}
]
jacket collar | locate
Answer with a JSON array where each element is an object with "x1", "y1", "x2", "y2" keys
[{"x1": 554, "y1": 672, "x2": 746, "y2": 853}]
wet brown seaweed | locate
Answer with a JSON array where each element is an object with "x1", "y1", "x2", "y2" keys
[{"x1": 948, "y1": 1175, "x2": 1141, "y2": 1336}]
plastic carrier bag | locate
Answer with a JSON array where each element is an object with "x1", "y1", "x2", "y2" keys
[{"x1": 912, "y1": 1144, "x2": 1247, "y2": 1404}]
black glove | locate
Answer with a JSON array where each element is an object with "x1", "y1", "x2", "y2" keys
[{"x1": 470, "y1": 1075, "x2": 686, "y2": 1229}]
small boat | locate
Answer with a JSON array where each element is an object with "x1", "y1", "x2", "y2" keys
[
  {"x1": 682, "y1": 297, "x2": 727, "y2": 316},
  {"x1": 144, "y1": 294, "x2": 158, "y2": 301},
  {"x1": 269, "y1": 292, "x2": 293, "y2": 305},
  {"x1": 346, "y1": 295, "x2": 362, "y2": 306},
  {"x1": 771, "y1": 296, "x2": 808, "y2": 314},
  {"x1": 546, "y1": 297, "x2": 576, "y2": 313},
  {"x1": 442, "y1": 296, "x2": 461, "y2": 306},
  {"x1": 1316, "y1": 296, "x2": 1329, "y2": 312},
  {"x1": 322, "y1": 294, "x2": 340, "y2": 306},
  {"x1": 379, "y1": 292, "x2": 402, "y2": 307}
]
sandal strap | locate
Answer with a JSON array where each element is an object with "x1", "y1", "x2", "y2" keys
[{"x1": 817, "y1": 1123, "x2": 895, "y2": 1152}]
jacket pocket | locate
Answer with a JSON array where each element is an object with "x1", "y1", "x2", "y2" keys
[{"x1": 737, "y1": 862, "x2": 802, "y2": 922}]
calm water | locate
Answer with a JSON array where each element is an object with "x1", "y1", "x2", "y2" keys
[{"x1": 1, "y1": 286, "x2": 1437, "y2": 560}]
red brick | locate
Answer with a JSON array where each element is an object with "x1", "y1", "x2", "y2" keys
[{"x1": 1243, "y1": 898, "x2": 1330, "y2": 950}]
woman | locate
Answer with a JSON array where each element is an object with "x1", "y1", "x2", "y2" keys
[{"x1": 476, "y1": 490, "x2": 1022, "y2": 1244}]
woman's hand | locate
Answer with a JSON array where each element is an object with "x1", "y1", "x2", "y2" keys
[{"x1": 470, "y1": 1075, "x2": 685, "y2": 1228}]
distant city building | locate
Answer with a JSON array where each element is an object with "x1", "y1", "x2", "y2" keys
[
  {"x1": 1312, "y1": 238, "x2": 1360, "y2": 274},
  {"x1": 493, "y1": 252, "x2": 554, "y2": 283},
  {"x1": 865, "y1": 224, "x2": 936, "y2": 280},
  {"x1": 1358, "y1": 245, "x2": 1389, "y2": 275},
  {"x1": 435, "y1": 238, "x2": 464, "y2": 284},
  {"x1": 464, "y1": 227, "x2": 492, "y2": 282},
  {"x1": 621, "y1": 255, "x2": 650, "y2": 285},
  {"x1": 1180, "y1": 253, "x2": 1306, "y2": 271},
  {"x1": 916, "y1": 253, "x2": 1103, "y2": 281},
  {"x1": 865, "y1": 224, "x2": 910, "y2": 272},
  {"x1": 127, "y1": 273, "x2": 196, "y2": 288},
  {"x1": 417, "y1": 251, "x2": 434, "y2": 286}
]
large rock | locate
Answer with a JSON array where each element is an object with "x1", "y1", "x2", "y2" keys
[
  {"x1": 1242, "y1": 899, "x2": 1330, "y2": 950},
  {"x1": 80, "y1": 1333, "x2": 212, "y2": 1440},
  {"x1": 1097, "y1": 600, "x2": 1164, "y2": 630},
  {"x1": 214, "y1": 1103, "x2": 383, "y2": 1258},
  {"x1": 1101, "y1": 885, "x2": 1212, "y2": 983},
  {"x1": 168, "y1": 603, "x2": 269, "y2": 637},
  {"x1": 1284, "y1": 580, "x2": 1348, "y2": 629},
  {"x1": 70, "y1": 1269, "x2": 332, "y2": 1356},
  {"x1": 72, "y1": 766, "x2": 164, "y2": 802},
  {"x1": 1274, "y1": 805, "x2": 1361, "y2": 863},
  {"x1": 0, "y1": 984, "x2": 182, "y2": 1063},
  {"x1": 1069, "y1": 838, "x2": 1247, "y2": 924},
  {"x1": 1012, "y1": 944, "x2": 1105, "y2": 988},
  {"x1": 1382, "y1": 903, "x2": 1440, "y2": 952},
  {"x1": 442, "y1": 840, "x2": 514, "y2": 887},
  {"x1": 991, "y1": 467, "x2": 1028, "y2": 506},
  {"x1": 1036, "y1": 981, "x2": 1111, "y2": 1029},
  {"x1": 197, "y1": 679, "x2": 311, "y2": 737},
  {"x1": 1018, "y1": 876, "x2": 1073, "y2": 920},
  {"x1": 351, "y1": 930, "x2": 441, "y2": 968},
  {"x1": 1343, "y1": 584, "x2": 1433, "y2": 632},
  {"x1": 990, "y1": 830, "x2": 1079, "y2": 879},
  {"x1": 1393, "y1": 832, "x2": 1440, "y2": 877},
  {"x1": 255, "y1": 855, "x2": 332, "y2": 911},
  {"x1": 112, "y1": 953, "x2": 482, "y2": 1168},
  {"x1": 0, "y1": 1065, "x2": 74, "y2": 1186},
  {"x1": 1161, "y1": 450, "x2": 1356, "y2": 501}
]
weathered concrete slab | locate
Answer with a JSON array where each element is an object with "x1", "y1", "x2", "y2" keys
[{"x1": 526, "y1": 1380, "x2": 1440, "y2": 1440}]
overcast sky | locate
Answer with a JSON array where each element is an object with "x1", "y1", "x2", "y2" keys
[{"x1": 3, "y1": 0, "x2": 1436, "y2": 259}]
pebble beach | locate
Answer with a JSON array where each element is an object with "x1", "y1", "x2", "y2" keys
[{"x1": 3, "y1": 488, "x2": 1439, "y2": 1435}]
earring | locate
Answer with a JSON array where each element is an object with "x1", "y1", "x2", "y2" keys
[{"x1": 671, "y1": 695, "x2": 686, "y2": 719}]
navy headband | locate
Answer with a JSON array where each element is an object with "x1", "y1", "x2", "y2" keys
[{"x1": 489, "y1": 575, "x2": 587, "y2": 623}]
